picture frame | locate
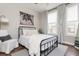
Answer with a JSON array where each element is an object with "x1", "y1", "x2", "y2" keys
[{"x1": 20, "y1": 11, "x2": 34, "y2": 25}]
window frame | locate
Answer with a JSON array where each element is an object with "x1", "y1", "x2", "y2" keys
[{"x1": 47, "y1": 9, "x2": 58, "y2": 34}]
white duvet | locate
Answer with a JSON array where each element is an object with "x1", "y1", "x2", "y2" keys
[
  {"x1": 29, "y1": 34, "x2": 54, "y2": 56},
  {"x1": 19, "y1": 34, "x2": 56, "y2": 56}
]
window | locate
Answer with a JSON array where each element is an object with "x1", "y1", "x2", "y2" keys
[
  {"x1": 65, "y1": 4, "x2": 78, "y2": 36},
  {"x1": 48, "y1": 10, "x2": 57, "y2": 34}
]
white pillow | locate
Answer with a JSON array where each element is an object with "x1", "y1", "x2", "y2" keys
[
  {"x1": 0, "y1": 30, "x2": 8, "y2": 37},
  {"x1": 23, "y1": 29, "x2": 38, "y2": 36},
  {"x1": 30, "y1": 30, "x2": 38, "y2": 34}
]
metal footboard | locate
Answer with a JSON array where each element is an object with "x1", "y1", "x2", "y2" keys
[{"x1": 40, "y1": 36, "x2": 58, "y2": 56}]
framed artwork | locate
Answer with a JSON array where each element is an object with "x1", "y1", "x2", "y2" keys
[{"x1": 20, "y1": 11, "x2": 34, "y2": 25}]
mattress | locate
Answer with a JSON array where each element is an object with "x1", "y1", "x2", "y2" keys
[{"x1": 19, "y1": 34, "x2": 57, "y2": 56}]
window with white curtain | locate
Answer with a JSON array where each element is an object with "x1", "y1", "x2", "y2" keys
[
  {"x1": 48, "y1": 10, "x2": 57, "y2": 34},
  {"x1": 65, "y1": 4, "x2": 78, "y2": 36}
]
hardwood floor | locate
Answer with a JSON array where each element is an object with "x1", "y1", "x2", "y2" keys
[
  {"x1": 0, "y1": 44, "x2": 79, "y2": 56},
  {"x1": 65, "y1": 45, "x2": 79, "y2": 56},
  {"x1": 0, "y1": 45, "x2": 25, "y2": 56},
  {"x1": 61, "y1": 43, "x2": 79, "y2": 56}
]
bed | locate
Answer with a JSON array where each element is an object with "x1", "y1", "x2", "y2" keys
[{"x1": 18, "y1": 26, "x2": 58, "y2": 56}]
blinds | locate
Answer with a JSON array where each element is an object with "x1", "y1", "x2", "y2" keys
[
  {"x1": 65, "y1": 4, "x2": 78, "y2": 36},
  {"x1": 66, "y1": 4, "x2": 78, "y2": 21},
  {"x1": 48, "y1": 10, "x2": 57, "y2": 23},
  {"x1": 48, "y1": 10, "x2": 57, "y2": 34}
]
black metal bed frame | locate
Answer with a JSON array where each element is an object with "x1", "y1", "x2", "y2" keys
[
  {"x1": 18, "y1": 26, "x2": 58, "y2": 56},
  {"x1": 40, "y1": 36, "x2": 58, "y2": 56}
]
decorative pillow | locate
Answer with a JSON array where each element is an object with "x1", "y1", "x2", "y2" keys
[{"x1": 0, "y1": 35, "x2": 12, "y2": 42}]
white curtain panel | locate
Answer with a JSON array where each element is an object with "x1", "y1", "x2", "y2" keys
[
  {"x1": 57, "y1": 4, "x2": 66, "y2": 43},
  {"x1": 75, "y1": 4, "x2": 79, "y2": 41},
  {"x1": 75, "y1": 24, "x2": 79, "y2": 40}
]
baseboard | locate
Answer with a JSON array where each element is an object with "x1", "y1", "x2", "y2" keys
[
  {"x1": 74, "y1": 46, "x2": 79, "y2": 50},
  {"x1": 59, "y1": 42, "x2": 74, "y2": 47}
]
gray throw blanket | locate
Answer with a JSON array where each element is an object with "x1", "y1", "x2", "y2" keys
[{"x1": 0, "y1": 35, "x2": 12, "y2": 42}]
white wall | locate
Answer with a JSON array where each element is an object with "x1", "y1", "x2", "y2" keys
[
  {"x1": 38, "y1": 11, "x2": 48, "y2": 34},
  {"x1": 0, "y1": 4, "x2": 40, "y2": 39}
]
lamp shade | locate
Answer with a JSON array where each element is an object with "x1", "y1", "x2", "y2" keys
[{"x1": 0, "y1": 15, "x2": 9, "y2": 23}]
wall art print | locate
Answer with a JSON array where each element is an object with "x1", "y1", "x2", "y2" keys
[{"x1": 20, "y1": 11, "x2": 34, "y2": 25}]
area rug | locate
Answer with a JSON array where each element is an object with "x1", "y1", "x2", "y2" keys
[
  {"x1": 11, "y1": 44, "x2": 68, "y2": 56},
  {"x1": 48, "y1": 44, "x2": 68, "y2": 56}
]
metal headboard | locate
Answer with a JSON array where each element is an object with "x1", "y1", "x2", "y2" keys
[{"x1": 18, "y1": 25, "x2": 36, "y2": 39}]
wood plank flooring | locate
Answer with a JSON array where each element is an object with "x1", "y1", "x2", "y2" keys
[
  {"x1": 0, "y1": 44, "x2": 79, "y2": 56},
  {"x1": 65, "y1": 46, "x2": 79, "y2": 56}
]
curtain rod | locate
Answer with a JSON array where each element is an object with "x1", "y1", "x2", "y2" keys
[{"x1": 48, "y1": 3, "x2": 70, "y2": 12}]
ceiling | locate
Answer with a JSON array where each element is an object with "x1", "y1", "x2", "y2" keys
[
  {"x1": 22, "y1": 3, "x2": 61, "y2": 12},
  {"x1": 0, "y1": 3, "x2": 61, "y2": 12}
]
